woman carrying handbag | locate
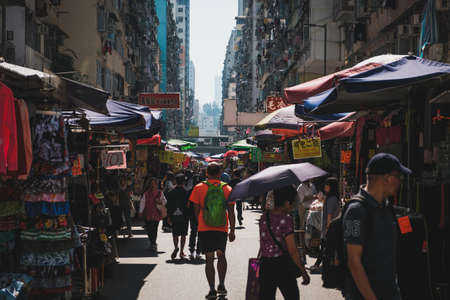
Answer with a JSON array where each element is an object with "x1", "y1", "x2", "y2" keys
[
  {"x1": 139, "y1": 177, "x2": 167, "y2": 253},
  {"x1": 258, "y1": 186, "x2": 310, "y2": 300}
]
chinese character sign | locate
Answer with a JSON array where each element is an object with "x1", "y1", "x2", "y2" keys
[
  {"x1": 266, "y1": 96, "x2": 288, "y2": 113},
  {"x1": 138, "y1": 93, "x2": 180, "y2": 109},
  {"x1": 291, "y1": 137, "x2": 322, "y2": 160}
]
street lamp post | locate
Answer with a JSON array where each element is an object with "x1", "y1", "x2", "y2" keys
[{"x1": 305, "y1": 23, "x2": 327, "y2": 76}]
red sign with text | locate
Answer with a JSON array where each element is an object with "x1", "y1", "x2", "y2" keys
[
  {"x1": 266, "y1": 96, "x2": 288, "y2": 113},
  {"x1": 138, "y1": 93, "x2": 180, "y2": 109}
]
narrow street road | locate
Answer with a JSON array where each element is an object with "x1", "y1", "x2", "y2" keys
[{"x1": 103, "y1": 209, "x2": 344, "y2": 300}]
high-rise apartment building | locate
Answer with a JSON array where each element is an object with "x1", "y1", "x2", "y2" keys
[{"x1": 170, "y1": 0, "x2": 191, "y2": 134}]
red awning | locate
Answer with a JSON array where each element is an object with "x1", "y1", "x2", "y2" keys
[
  {"x1": 137, "y1": 134, "x2": 161, "y2": 146},
  {"x1": 319, "y1": 121, "x2": 355, "y2": 141},
  {"x1": 284, "y1": 63, "x2": 382, "y2": 104}
]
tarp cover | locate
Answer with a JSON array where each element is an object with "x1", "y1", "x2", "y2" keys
[
  {"x1": 302, "y1": 55, "x2": 450, "y2": 114},
  {"x1": 255, "y1": 105, "x2": 305, "y2": 130}
]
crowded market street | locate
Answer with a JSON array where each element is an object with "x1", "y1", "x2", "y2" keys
[{"x1": 102, "y1": 209, "x2": 343, "y2": 300}]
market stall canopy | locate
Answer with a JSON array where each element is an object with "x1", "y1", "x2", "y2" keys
[
  {"x1": 0, "y1": 60, "x2": 109, "y2": 114},
  {"x1": 137, "y1": 134, "x2": 161, "y2": 146},
  {"x1": 83, "y1": 100, "x2": 161, "y2": 133},
  {"x1": 227, "y1": 139, "x2": 257, "y2": 150},
  {"x1": 210, "y1": 153, "x2": 225, "y2": 159},
  {"x1": 254, "y1": 129, "x2": 283, "y2": 143},
  {"x1": 255, "y1": 105, "x2": 305, "y2": 130},
  {"x1": 167, "y1": 139, "x2": 197, "y2": 151},
  {"x1": 301, "y1": 55, "x2": 450, "y2": 114},
  {"x1": 183, "y1": 151, "x2": 204, "y2": 159},
  {"x1": 229, "y1": 163, "x2": 328, "y2": 201},
  {"x1": 294, "y1": 104, "x2": 349, "y2": 121},
  {"x1": 284, "y1": 54, "x2": 407, "y2": 104},
  {"x1": 224, "y1": 150, "x2": 247, "y2": 158},
  {"x1": 319, "y1": 121, "x2": 355, "y2": 141}
]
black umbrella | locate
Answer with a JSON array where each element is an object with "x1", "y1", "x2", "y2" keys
[{"x1": 228, "y1": 163, "x2": 328, "y2": 201}]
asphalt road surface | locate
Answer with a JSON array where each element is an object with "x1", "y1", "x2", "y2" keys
[{"x1": 102, "y1": 208, "x2": 344, "y2": 300}]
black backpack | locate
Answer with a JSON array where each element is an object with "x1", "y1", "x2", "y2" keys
[{"x1": 321, "y1": 195, "x2": 371, "y2": 292}]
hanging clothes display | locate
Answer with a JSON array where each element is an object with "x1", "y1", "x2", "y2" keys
[
  {"x1": 18, "y1": 112, "x2": 78, "y2": 298},
  {"x1": 0, "y1": 81, "x2": 18, "y2": 175}
]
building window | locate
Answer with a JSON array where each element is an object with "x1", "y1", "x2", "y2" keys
[
  {"x1": 178, "y1": 7, "x2": 183, "y2": 13},
  {"x1": 104, "y1": 68, "x2": 112, "y2": 91},
  {"x1": 97, "y1": 6, "x2": 106, "y2": 32},
  {"x1": 178, "y1": 28, "x2": 183, "y2": 33},
  {"x1": 96, "y1": 61, "x2": 103, "y2": 88},
  {"x1": 176, "y1": 16, "x2": 183, "y2": 23}
]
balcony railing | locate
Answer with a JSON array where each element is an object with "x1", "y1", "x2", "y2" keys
[{"x1": 333, "y1": 0, "x2": 354, "y2": 22}]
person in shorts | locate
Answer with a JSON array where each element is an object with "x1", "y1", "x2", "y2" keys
[
  {"x1": 189, "y1": 163, "x2": 236, "y2": 299},
  {"x1": 166, "y1": 173, "x2": 189, "y2": 259}
]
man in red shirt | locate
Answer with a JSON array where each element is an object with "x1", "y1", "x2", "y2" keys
[{"x1": 190, "y1": 163, "x2": 236, "y2": 299}]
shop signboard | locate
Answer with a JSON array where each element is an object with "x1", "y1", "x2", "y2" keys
[
  {"x1": 158, "y1": 150, "x2": 185, "y2": 165},
  {"x1": 138, "y1": 93, "x2": 180, "y2": 109},
  {"x1": 266, "y1": 96, "x2": 288, "y2": 113},
  {"x1": 261, "y1": 151, "x2": 285, "y2": 163},
  {"x1": 101, "y1": 150, "x2": 127, "y2": 169},
  {"x1": 187, "y1": 126, "x2": 199, "y2": 137},
  {"x1": 291, "y1": 137, "x2": 322, "y2": 160},
  {"x1": 340, "y1": 150, "x2": 352, "y2": 164},
  {"x1": 250, "y1": 148, "x2": 262, "y2": 162}
]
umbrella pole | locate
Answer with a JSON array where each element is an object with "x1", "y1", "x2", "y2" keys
[{"x1": 407, "y1": 87, "x2": 412, "y2": 208}]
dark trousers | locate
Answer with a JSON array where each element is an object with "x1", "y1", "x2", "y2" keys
[
  {"x1": 122, "y1": 205, "x2": 131, "y2": 232},
  {"x1": 236, "y1": 201, "x2": 243, "y2": 221},
  {"x1": 313, "y1": 239, "x2": 325, "y2": 266},
  {"x1": 145, "y1": 220, "x2": 159, "y2": 245},
  {"x1": 259, "y1": 257, "x2": 299, "y2": 300},
  {"x1": 188, "y1": 213, "x2": 199, "y2": 252}
]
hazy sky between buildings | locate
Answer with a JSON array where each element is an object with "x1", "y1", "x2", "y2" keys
[{"x1": 190, "y1": 0, "x2": 238, "y2": 107}]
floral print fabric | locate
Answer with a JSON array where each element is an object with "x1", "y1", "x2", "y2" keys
[{"x1": 259, "y1": 212, "x2": 294, "y2": 258}]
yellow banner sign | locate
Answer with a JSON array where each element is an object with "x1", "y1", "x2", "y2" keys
[
  {"x1": 291, "y1": 137, "x2": 322, "y2": 160},
  {"x1": 158, "y1": 151, "x2": 185, "y2": 165}
]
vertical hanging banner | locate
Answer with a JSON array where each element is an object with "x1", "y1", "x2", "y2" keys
[{"x1": 291, "y1": 137, "x2": 322, "y2": 160}]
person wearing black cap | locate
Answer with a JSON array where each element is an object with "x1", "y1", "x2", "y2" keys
[{"x1": 343, "y1": 153, "x2": 411, "y2": 300}]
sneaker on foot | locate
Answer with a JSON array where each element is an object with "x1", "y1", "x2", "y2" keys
[
  {"x1": 309, "y1": 265, "x2": 321, "y2": 274},
  {"x1": 196, "y1": 253, "x2": 202, "y2": 260},
  {"x1": 189, "y1": 252, "x2": 195, "y2": 260},
  {"x1": 217, "y1": 285, "x2": 227, "y2": 295},
  {"x1": 205, "y1": 290, "x2": 217, "y2": 299}
]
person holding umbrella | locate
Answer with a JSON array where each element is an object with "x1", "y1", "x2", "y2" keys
[{"x1": 259, "y1": 185, "x2": 310, "y2": 299}]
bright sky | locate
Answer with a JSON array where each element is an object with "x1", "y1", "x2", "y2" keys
[{"x1": 190, "y1": 0, "x2": 238, "y2": 107}]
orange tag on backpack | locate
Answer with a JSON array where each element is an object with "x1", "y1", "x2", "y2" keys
[{"x1": 398, "y1": 216, "x2": 413, "y2": 234}]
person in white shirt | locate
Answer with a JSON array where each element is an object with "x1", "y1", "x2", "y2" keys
[{"x1": 296, "y1": 181, "x2": 317, "y2": 231}]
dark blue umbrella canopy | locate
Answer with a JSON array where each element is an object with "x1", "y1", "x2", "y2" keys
[
  {"x1": 304, "y1": 55, "x2": 450, "y2": 114},
  {"x1": 229, "y1": 163, "x2": 328, "y2": 201}
]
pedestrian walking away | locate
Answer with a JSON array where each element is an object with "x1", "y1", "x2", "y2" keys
[
  {"x1": 119, "y1": 176, "x2": 133, "y2": 238},
  {"x1": 258, "y1": 185, "x2": 310, "y2": 300},
  {"x1": 189, "y1": 163, "x2": 236, "y2": 299},
  {"x1": 139, "y1": 177, "x2": 167, "y2": 253},
  {"x1": 186, "y1": 173, "x2": 202, "y2": 260},
  {"x1": 343, "y1": 153, "x2": 411, "y2": 300},
  {"x1": 229, "y1": 169, "x2": 243, "y2": 226},
  {"x1": 166, "y1": 173, "x2": 189, "y2": 259},
  {"x1": 310, "y1": 177, "x2": 340, "y2": 273}
]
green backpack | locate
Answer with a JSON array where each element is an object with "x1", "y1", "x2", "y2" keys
[{"x1": 202, "y1": 181, "x2": 228, "y2": 227}]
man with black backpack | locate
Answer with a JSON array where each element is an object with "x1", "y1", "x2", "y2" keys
[
  {"x1": 189, "y1": 163, "x2": 236, "y2": 299},
  {"x1": 339, "y1": 153, "x2": 411, "y2": 300}
]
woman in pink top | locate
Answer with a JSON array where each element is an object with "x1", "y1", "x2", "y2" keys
[
  {"x1": 259, "y1": 185, "x2": 310, "y2": 300},
  {"x1": 139, "y1": 177, "x2": 167, "y2": 252}
]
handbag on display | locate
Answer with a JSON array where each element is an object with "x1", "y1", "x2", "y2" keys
[
  {"x1": 245, "y1": 251, "x2": 261, "y2": 300},
  {"x1": 266, "y1": 213, "x2": 302, "y2": 278}
]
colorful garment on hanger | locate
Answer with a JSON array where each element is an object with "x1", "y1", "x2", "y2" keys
[
  {"x1": 0, "y1": 82, "x2": 18, "y2": 175},
  {"x1": 24, "y1": 202, "x2": 70, "y2": 218},
  {"x1": 20, "y1": 249, "x2": 71, "y2": 266},
  {"x1": 23, "y1": 193, "x2": 66, "y2": 203},
  {"x1": 0, "y1": 217, "x2": 18, "y2": 231},
  {"x1": 21, "y1": 239, "x2": 76, "y2": 254},
  {"x1": 23, "y1": 177, "x2": 65, "y2": 194},
  {"x1": 6, "y1": 99, "x2": 32, "y2": 179},
  {"x1": 0, "y1": 201, "x2": 24, "y2": 217},
  {"x1": 20, "y1": 228, "x2": 72, "y2": 241},
  {"x1": 32, "y1": 115, "x2": 67, "y2": 163},
  {"x1": 20, "y1": 215, "x2": 69, "y2": 230}
]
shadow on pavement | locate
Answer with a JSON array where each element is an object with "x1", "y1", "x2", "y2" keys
[
  {"x1": 115, "y1": 232, "x2": 166, "y2": 258},
  {"x1": 165, "y1": 258, "x2": 206, "y2": 265},
  {"x1": 102, "y1": 263, "x2": 156, "y2": 300}
]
